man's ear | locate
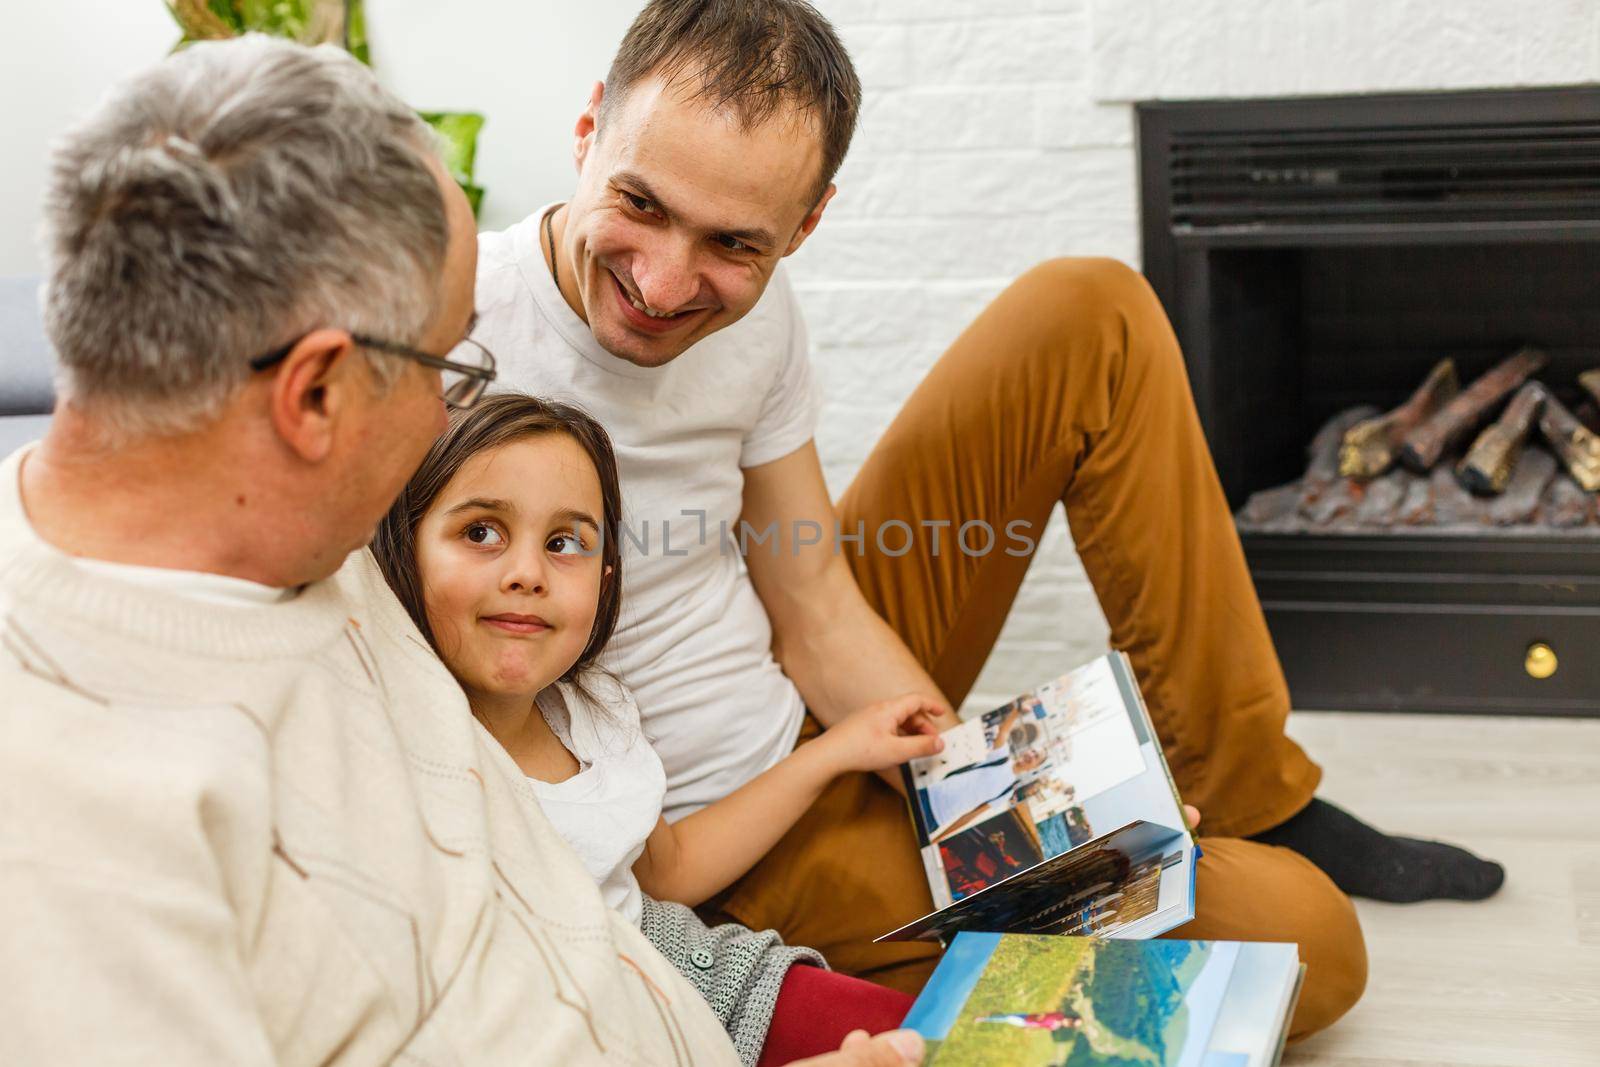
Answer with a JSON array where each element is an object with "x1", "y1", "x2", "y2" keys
[
  {"x1": 783, "y1": 183, "x2": 836, "y2": 257},
  {"x1": 575, "y1": 81, "x2": 605, "y2": 175},
  {"x1": 266, "y1": 328, "x2": 360, "y2": 464}
]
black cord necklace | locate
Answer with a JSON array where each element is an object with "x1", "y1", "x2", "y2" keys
[{"x1": 544, "y1": 205, "x2": 560, "y2": 290}]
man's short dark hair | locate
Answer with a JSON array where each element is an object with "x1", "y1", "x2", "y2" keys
[{"x1": 603, "y1": 0, "x2": 861, "y2": 203}]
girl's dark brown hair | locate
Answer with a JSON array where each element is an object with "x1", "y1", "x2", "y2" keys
[{"x1": 372, "y1": 392, "x2": 625, "y2": 695}]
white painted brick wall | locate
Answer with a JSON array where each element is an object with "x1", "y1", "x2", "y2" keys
[{"x1": 791, "y1": 0, "x2": 1600, "y2": 714}]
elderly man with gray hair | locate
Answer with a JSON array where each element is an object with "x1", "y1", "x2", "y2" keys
[{"x1": 0, "y1": 34, "x2": 918, "y2": 1067}]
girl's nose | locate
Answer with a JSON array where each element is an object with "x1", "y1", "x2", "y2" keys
[
  {"x1": 504, "y1": 574, "x2": 545, "y2": 594},
  {"x1": 502, "y1": 549, "x2": 547, "y2": 595}
]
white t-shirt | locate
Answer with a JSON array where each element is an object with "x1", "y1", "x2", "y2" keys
[
  {"x1": 524, "y1": 673, "x2": 666, "y2": 926},
  {"x1": 476, "y1": 205, "x2": 819, "y2": 820}
]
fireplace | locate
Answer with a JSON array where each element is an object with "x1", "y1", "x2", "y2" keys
[{"x1": 1137, "y1": 87, "x2": 1600, "y2": 717}]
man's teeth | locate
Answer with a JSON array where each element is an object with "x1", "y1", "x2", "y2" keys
[{"x1": 626, "y1": 291, "x2": 680, "y2": 319}]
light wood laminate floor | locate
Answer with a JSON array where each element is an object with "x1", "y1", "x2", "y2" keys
[{"x1": 1280, "y1": 712, "x2": 1600, "y2": 1067}]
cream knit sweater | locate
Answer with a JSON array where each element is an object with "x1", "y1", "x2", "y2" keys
[{"x1": 0, "y1": 447, "x2": 739, "y2": 1067}]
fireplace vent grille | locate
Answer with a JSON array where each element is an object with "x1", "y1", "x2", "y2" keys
[{"x1": 1169, "y1": 120, "x2": 1600, "y2": 231}]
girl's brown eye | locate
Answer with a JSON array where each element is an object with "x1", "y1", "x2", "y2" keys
[{"x1": 465, "y1": 523, "x2": 504, "y2": 546}]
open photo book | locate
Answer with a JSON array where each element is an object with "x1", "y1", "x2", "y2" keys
[
  {"x1": 901, "y1": 932, "x2": 1305, "y2": 1067},
  {"x1": 878, "y1": 652, "x2": 1198, "y2": 945}
]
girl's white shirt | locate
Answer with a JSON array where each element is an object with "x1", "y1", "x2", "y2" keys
[{"x1": 524, "y1": 672, "x2": 666, "y2": 926}]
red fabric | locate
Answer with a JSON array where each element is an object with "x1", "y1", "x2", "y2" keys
[{"x1": 756, "y1": 964, "x2": 916, "y2": 1067}]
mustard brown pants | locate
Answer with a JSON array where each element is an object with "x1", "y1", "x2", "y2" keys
[{"x1": 706, "y1": 258, "x2": 1368, "y2": 1041}]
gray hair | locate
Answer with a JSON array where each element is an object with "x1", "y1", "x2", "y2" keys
[{"x1": 40, "y1": 34, "x2": 450, "y2": 440}]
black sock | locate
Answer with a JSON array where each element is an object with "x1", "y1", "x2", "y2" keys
[{"x1": 1248, "y1": 797, "x2": 1505, "y2": 903}]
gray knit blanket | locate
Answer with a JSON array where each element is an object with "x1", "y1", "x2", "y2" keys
[{"x1": 639, "y1": 895, "x2": 827, "y2": 1066}]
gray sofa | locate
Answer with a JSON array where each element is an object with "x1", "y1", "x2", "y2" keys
[{"x1": 1, "y1": 277, "x2": 56, "y2": 454}]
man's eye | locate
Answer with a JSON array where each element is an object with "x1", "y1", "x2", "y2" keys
[
  {"x1": 714, "y1": 234, "x2": 754, "y2": 254},
  {"x1": 622, "y1": 192, "x2": 654, "y2": 214},
  {"x1": 464, "y1": 523, "x2": 504, "y2": 546},
  {"x1": 548, "y1": 532, "x2": 585, "y2": 555}
]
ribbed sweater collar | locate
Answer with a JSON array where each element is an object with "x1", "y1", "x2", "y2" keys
[{"x1": 0, "y1": 446, "x2": 350, "y2": 661}]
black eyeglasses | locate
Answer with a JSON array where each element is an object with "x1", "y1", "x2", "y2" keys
[{"x1": 248, "y1": 331, "x2": 498, "y2": 409}]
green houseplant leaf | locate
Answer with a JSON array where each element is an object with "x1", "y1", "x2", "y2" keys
[
  {"x1": 419, "y1": 111, "x2": 486, "y2": 215},
  {"x1": 172, "y1": 0, "x2": 350, "y2": 47},
  {"x1": 167, "y1": 0, "x2": 244, "y2": 43},
  {"x1": 163, "y1": 0, "x2": 483, "y2": 214},
  {"x1": 342, "y1": 0, "x2": 369, "y2": 64}
]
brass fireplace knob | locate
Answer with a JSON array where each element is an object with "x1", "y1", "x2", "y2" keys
[{"x1": 1525, "y1": 642, "x2": 1558, "y2": 680}]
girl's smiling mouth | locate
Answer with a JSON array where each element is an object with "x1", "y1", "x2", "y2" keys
[{"x1": 481, "y1": 612, "x2": 552, "y2": 634}]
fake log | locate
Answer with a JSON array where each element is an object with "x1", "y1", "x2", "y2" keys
[
  {"x1": 1538, "y1": 391, "x2": 1600, "y2": 493},
  {"x1": 1394, "y1": 476, "x2": 1437, "y2": 526},
  {"x1": 1542, "y1": 474, "x2": 1594, "y2": 528},
  {"x1": 1578, "y1": 369, "x2": 1600, "y2": 434},
  {"x1": 1303, "y1": 477, "x2": 1363, "y2": 527},
  {"x1": 1577, "y1": 400, "x2": 1600, "y2": 436},
  {"x1": 1488, "y1": 448, "x2": 1556, "y2": 526},
  {"x1": 1299, "y1": 406, "x2": 1380, "y2": 525},
  {"x1": 1236, "y1": 388, "x2": 1600, "y2": 535},
  {"x1": 1457, "y1": 383, "x2": 1546, "y2": 496},
  {"x1": 1429, "y1": 466, "x2": 1489, "y2": 526},
  {"x1": 1236, "y1": 484, "x2": 1301, "y2": 530},
  {"x1": 1339, "y1": 359, "x2": 1460, "y2": 479},
  {"x1": 1352, "y1": 469, "x2": 1409, "y2": 527},
  {"x1": 1580, "y1": 368, "x2": 1600, "y2": 410},
  {"x1": 1306, "y1": 406, "x2": 1379, "y2": 490},
  {"x1": 1400, "y1": 347, "x2": 1548, "y2": 473},
  {"x1": 1236, "y1": 406, "x2": 1377, "y2": 530}
]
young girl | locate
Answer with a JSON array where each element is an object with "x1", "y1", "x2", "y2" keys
[{"x1": 372, "y1": 393, "x2": 945, "y2": 1066}]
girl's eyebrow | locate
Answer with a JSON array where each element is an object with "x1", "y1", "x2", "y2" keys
[
  {"x1": 443, "y1": 496, "x2": 512, "y2": 516},
  {"x1": 552, "y1": 507, "x2": 600, "y2": 532},
  {"x1": 442, "y1": 498, "x2": 598, "y2": 532}
]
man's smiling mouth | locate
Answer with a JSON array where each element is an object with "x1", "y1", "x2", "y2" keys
[
  {"x1": 609, "y1": 270, "x2": 705, "y2": 325},
  {"x1": 623, "y1": 290, "x2": 681, "y2": 319}
]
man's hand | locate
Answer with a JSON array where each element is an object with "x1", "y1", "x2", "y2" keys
[
  {"x1": 815, "y1": 694, "x2": 946, "y2": 775},
  {"x1": 793, "y1": 1028, "x2": 925, "y2": 1066},
  {"x1": 1185, "y1": 804, "x2": 1201, "y2": 830}
]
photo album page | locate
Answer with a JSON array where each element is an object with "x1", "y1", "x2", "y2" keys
[{"x1": 879, "y1": 652, "x2": 1198, "y2": 945}]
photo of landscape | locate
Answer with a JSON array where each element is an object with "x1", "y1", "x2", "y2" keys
[{"x1": 905, "y1": 934, "x2": 1239, "y2": 1067}]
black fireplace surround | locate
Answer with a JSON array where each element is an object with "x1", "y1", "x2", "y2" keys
[{"x1": 1137, "y1": 87, "x2": 1600, "y2": 717}]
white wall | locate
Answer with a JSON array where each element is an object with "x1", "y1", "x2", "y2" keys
[
  {"x1": 0, "y1": 0, "x2": 640, "y2": 276},
  {"x1": 364, "y1": 0, "x2": 640, "y2": 234},
  {"x1": 6, "y1": 1, "x2": 1599, "y2": 713},
  {"x1": 1, "y1": 4, "x2": 177, "y2": 277}
]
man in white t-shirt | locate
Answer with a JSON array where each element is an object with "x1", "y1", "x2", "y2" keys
[{"x1": 479, "y1": 0, "x2": 1501, "y2": 1039}]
